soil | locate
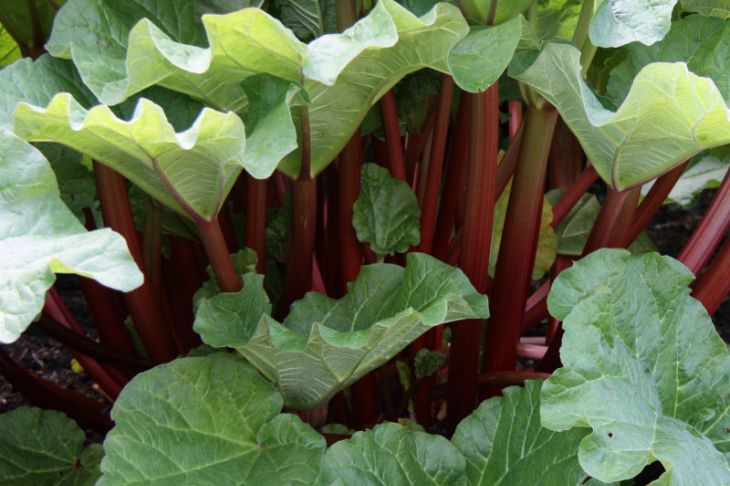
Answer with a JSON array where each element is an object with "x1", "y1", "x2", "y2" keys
[{"x1": 0, "y1": 188, "x2": 727, "y2": 432}]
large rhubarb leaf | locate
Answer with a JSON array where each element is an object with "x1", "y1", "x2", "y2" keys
[
  {"x1": 0, "y1": 129, "x2": 141, "y2": 343},
  {"x1": 194, "y1": 253, "x2": 488, "y2": 409},
  {"x1": 458, "y1": 0, "x2": 535, "y2": 24},
  {"x1": 46, "y1": 0, "x2": 264, "y2": 109},
  {"x1": 281, "y1": 0, "x2": 468, "y2": 177},
  {"x1": 316, "y1": 422, "x2": 466, "y2": 485},
  {"x1": 542, "y1": 249, "x2": 730, "y2": 484},
  {"x1": 99, "y1": 353, "x2": 326, "y2": 485},
  {"x1": 273, "y1": 0, "x2": 337, "y2": 41},
  {"x1": 452, "y1": 381, "x2": 589, "y2": 485},
  {"x1": 353, "y1": 163, "x2": 420, "y2": 256},
  {"x1": 13, "y1": 95, "x2": 246, "y2": 220},
  {"x1": 605, "y1": 15, "x2": 730, "y2": 107},
  {"x1": 511, "y1": 42, "x2": 730, "y2": 189},
  {"x1": 0, "y1": 55, "x2": 95, "y2": 129},
  {"x1": 589, "y1": 0, "x2": 677, "y2": 48},
  {"x1": 0, "y1": 407, "x2": 102, "y2": 486}
]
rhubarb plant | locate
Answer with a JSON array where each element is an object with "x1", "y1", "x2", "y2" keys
[{"x1": 0, "y1": 0, "x2": 728, "y2": 484}]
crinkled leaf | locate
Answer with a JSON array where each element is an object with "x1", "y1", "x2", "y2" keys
[
  {"x1": 491, "y1": 182, "x2": 556, "y2": 279},
  {"x1": 448, "y1": 17, "x2": 536, "y2": 93},
  {"x1": 193, "y1": 248, "x2": 259, "y2": 308},
  {"x1": 543, "y1": 249, "x2": 730, "y2": 484},
  {"x1": 353, "y1": 163, "x2": 420, "y2": 256},
  {"x1": 0, "y1": 26, "x2": 21, "y2": 66},
  {"x1": 0, "y1": 407, "x2": 101, "y2": 486},
  {"x1": 414, "y1": 348, "x2": 445, "y2": 379},
  {"x1": 511, "y1": 42, "x2": 730, "y2": 189},
  {"x1": 46, "y1": 0, "x2": 265, "y2": 109},
  {"x1": 0, "y1": 129, "x2": 141, "y2": 343},
  {"x1": 605, "y1": 15, "x2": 730, "y2": 107},
  {"x1": 195, "y1": 253, "x2": 488, "y2": 408},
  {"x1": 452, "y1": 381, "x2": 589, "y2": 485},
  {"x1": 99, "y1": 353, "x2": 326, "y2": 485},
  {"x1": 642, "y1": 147, "x2": 729, "y2": 208},
  {"x1": 0, "y1": 55, "x2": 95, "y2": 129},
  {"x1": 392, "y1": 69, "x2": 441, "y2": 133},
  {"x1": 281, "y1": 0, "x2": 469, "y2": 177},
  {"x1": 274, "y1": 0, "x2": 337, "y2": 41},
  {"x1": 316, "y1": 422, "x2": 466, "y2": 485},
  {"x1": 680, "y1": 0, "x2": 730, "y2": 16},
  {"x1": 589, "y1": 0, "x2": 677, "y2": 48},
  {"x1": 14, "y1": 95, "x2": 247, "y2": 220}
]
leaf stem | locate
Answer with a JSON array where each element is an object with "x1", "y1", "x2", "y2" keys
[
  {"x1": 448, "y1": 84, "x2": 500, "y2": 428},
  {"x1": 551, "y1": 164, "x2": 598, "y2": 226},
  {"x1": 677, "y1": 169, "x2": 730, "y2": 274},
  {"x1": 572, "y1": 0, "x2": 594, "y2": 50},
  {"x1": 483, "y1": 105, "x2": 558, "y2": 375},
  {"x1": 380, "y1": 91, "x2": 407, "y2": 181},
  {"x1": 583, "y1": 187, "x2": 640, "y2": 253},
  {"x1": 93, "y1": 162, "x2": 178, "y2": 363},
  {"x1": 692, "y1": 237, "x2": 730, "y2": 315}
]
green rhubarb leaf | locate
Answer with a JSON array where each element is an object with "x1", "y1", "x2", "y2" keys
[
  {"x1": 589, "y1": 0, "x2": 677, "y2": 48},
  {"x1": 0, "y1": 129, "x2": 141, "y2": 343},
  {"x1": 448, "y1": 16, "x2": 538, "y2": 93},
  {"x1": 550, "y1": 193, "x2": 601, "y2": 256},
  {"x1": 511, "y1": 42, "x2": 730, "y2": 189},
  {"x1": 316, "y1": 422, "x2": 466, "y2": 485},
  {"x1": 393, "y1": 69, "x2": 441, "y2": 133},
  {"x1": 280, "y1": 0, "x2": 469, "y2": 177},
  {"x1": 99, "y1": 353, "x2": 325, "y2": 485},
  {"x1": 353, "y1": 163, "x2": 420, "y2": 256},
  {"x1": 0, "y1": 26, "x2": 20, "y2": 66},
  {"x1": 193, "y1": 248, "x2": 258, "y2": 309},
  {"x1": 452, "y1": 381, "x2": 589, "y2": 485},
  {"x1": 542, "y1": 249, "x2": 730, "y2": 484},
  {"x1": 0, "y1": 55, "x2": 95, "y2": 129},
  {"x1": 13, "y1": 94, "x2": 246, "y2": 220},
  {"x1": 490, "y1": 182, "x2": 556, "y2": 279},
  {"x1": 195, "y1": 253, "x2": 488, "y2": 409},
  {"x1": 0, "y1": 407, "x2": 101, "y2": 486},
  {"x1": 46, "y1": 0, "x2": 265, "y2": 109},
  {"x1": 414, "y1": 348, "x2": 445, "y2": 379},
  {"x1": 533, "y1": 0, "x2": 583, "y2": 41},
  {"x1": 645, "y1": 148, "x2": 728, "y2": 208},
  {"x1": 605, "y1": 15, "x2": 730, "y2": 107},
  {"x1": 680, "y1": 0, "x2": 730, "y2": 16},
  {"x1": 274, "y1": 0, "x2": 337, "y2": 41},
  {"x1": 36, "y1": 143, "x2": 96, "y2": 221}
]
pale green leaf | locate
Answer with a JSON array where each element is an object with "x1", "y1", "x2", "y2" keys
[
  {"x1": 543, "y1": 249, "x2": 730, "y2": 484},
  {"x1": 551, "y1": 193, "x2": 601, "y2": 256},
  {"x1": 0, "y1": 55, "x2": 95, "y2": 129},
  {"x1": 193, "y1": 248, "x2": 259, "y2": 309},
  {"x1": 511, "y1": 42, "x2": 730, "y2": 189},
  {"x1": 589, "y1": 0, "x2": 677, "y2": 48},
  {"x1": 99, "y1": 353, "x2": 326, "y2": 485},
  {"x1": 0, "y1": 129, "x2": 142, "y2": 343},
  {"x1": 534, "y1": 0, "x2": 583, "y2": 41},
  {"x1": 642, "y1": 147, "x2": 729, "y2": 208},
  {"x1": 452, "y1": 381, "x2": 589, "y2": 485},
  {"x1": 37, "y1": 143, "x2": 96, "y2": 221},
  {"x1": 680, "y1": 0, "x2": 730, "y2": 17},
  {"x1": 195, "y1": 253, "x2": 488, "y2": 408},
  {"x1": 46, "y1": 0, "x2": 265, "y2": 109},
  {"x1": 13, "y1": 94, "x2": 246, "y2": 220},
  {"x1": 491, "y1": 182, "x2": 556, "y2": 279},
  {"x1": 316, "y1": 422, "x2": 466, "y2": 485},
  {"x1": 448, "y1": 17, "x2": 532, "y2": 93},
  {"x1": 353, "y1": 163, "x2": 421, "y2": 256},
  {"x1": 0, "y1": 407, "x2": 101, "y2": 486},
  {"x1": 605, "y1": 15, "x2": 730, "y2": 107},
  {"x1": 281, "y1": 0, "x2": 469, "y2": 177},
  {"x1": 0, "y1": 26, "x2": 21, "y2": 66}
]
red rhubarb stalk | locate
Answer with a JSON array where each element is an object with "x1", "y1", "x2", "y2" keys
[
  {"x1": 692, "y1": 236, "x2": 730, "y2": 314},
  {"x1": 380, "y1": 91, "x2": 407, "y2": 181},
  {"x1": 448, "y1": 84, "x2": 500, "y2": 428},
  {"x1": 583, "y1": 187, "x2": 640, "y2": 253},
  {"x1": 483, "y1": 105, "x2": 558, "y2": 374}
]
